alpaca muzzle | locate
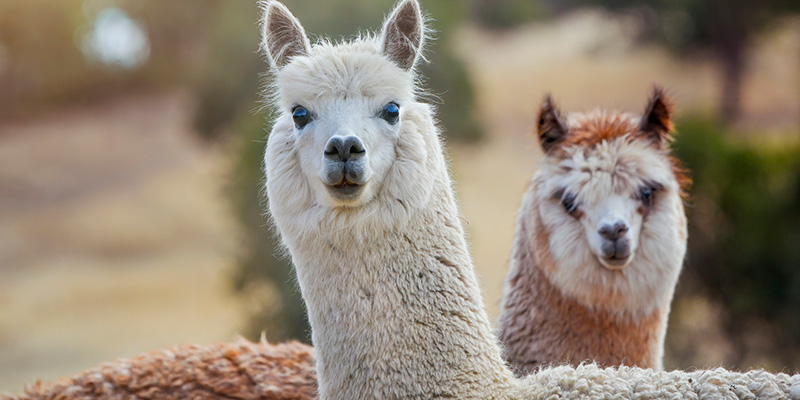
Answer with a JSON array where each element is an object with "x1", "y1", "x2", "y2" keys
[
  {"x1": 322, "y1": 135, "x2": 370, "y2": 200},
  {"x1": 598, "y1": 220, "x2": 632, "y2": 268}
]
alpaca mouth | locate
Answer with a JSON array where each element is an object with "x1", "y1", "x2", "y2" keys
[
  {"x1": 598, "y1": 238, "x2": 632, "y2": 269},
  {"x1": 327, "y1": 178, "x2": 364, "y2": 199},
  {"x1": 598, "y1": 254, "x2": 632, "y2": 270}
]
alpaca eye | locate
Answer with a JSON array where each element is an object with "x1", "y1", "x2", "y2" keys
[
  {"x1": 292, "y1": 106, "x2": 311, "y2": 129},
  {"x1": 380, "y1": 102, "x2": 400, "y2": 124},
  {"x1": 561, "y1": 193, "x2": 579, "y2": 215},
  {"x1": 639, "y1": 186, "x2": 654, "y2": 207}
]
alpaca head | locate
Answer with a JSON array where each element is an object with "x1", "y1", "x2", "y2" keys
[
  {"x1": 260, "y1": 0, "x2": 438, "y2": 230},
  {"x1": 529, "y1": 88, "x2": 689, "y2": 313}
]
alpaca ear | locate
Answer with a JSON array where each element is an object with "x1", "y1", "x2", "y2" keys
[
  {"x1": 380, "y1": 0, "x2": 425, "y2": 71},
  {"x1": 537, "y1": 94, "x2": 569, "y2": 153},
  {"x1": 260, "y1": 1, "x2": 310, "y2": 69},
  {"x1": 639, "y1": 86, "x2": 674, "y2": 147}
]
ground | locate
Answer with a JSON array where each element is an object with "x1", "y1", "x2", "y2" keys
[{"x1": 0, "y1": 92, "x2": 243, "y2": 391}]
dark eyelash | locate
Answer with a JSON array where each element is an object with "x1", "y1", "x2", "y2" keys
[
  {"x1": 639, "y1": 181, "x2": 664, "y2": 207},
  {"x1": 562, "y1": 193, "x2": 579, "y2": 214},
  {"x1": 553, "y1": 188, "x2": 579, "y2": 216},
  {"x1": 645, "y1": 180, "x2": 665, "y2": 192}
]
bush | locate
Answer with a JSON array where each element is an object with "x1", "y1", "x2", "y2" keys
[
  {"x1": 668, "y1": 116, "x2": 800, "y2": 369},
  {"x1": 229, "y1": 111, "x2": 311, "y2": 342},
  {"x1": 469, "y1": 0, "x2": 546, "y2": 30}
]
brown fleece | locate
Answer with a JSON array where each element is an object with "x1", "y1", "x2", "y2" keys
[
  {"x1": 499, "y1": 209, "x2": 665, "y2": 377},
  {"x1": 4, "y1": 339, "x2": 317, "y2": 400}
]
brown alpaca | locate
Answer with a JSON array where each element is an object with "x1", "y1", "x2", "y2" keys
[
  {"x1": 4, "y1": 339, "x2": 317, "y2": 400},
  {"x1": 498, "y1": 88, "x2": 690, "y2": 375}
]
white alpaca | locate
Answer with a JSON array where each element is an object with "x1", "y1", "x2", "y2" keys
[
  {"x1": 260, "y1": 1, "x2": 800, "y2": 399},
  {"x1": 498, "y1": 90, "x2": 689, "y2": 374},
  {"x1": 262, "y1": 0, "x2": 514, "y2": 398}
]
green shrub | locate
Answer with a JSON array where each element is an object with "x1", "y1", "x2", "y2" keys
[
  {"x1": 670, "y1": 116, "x2": 800, "y2": 369},
  {"x1": 228, "y1": 111, "x2": 311, "y2": 342},
  {"x1": 470, "y1": 0, "x2": 546, "y2": 30}
]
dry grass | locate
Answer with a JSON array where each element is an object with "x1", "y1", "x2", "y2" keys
[{"x1": 0, "y1": 92, "x2": 244, "y2": 391}]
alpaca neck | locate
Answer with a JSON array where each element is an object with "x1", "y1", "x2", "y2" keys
[
  {"x1": 288, "y1": 186, "x2": 514, "y2": 399},
  {"x1": 498, "y1": 211, "x2": 667, "y2": 375}
]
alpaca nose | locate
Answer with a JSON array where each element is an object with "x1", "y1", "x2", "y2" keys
[
  {"x1": 324, "y1": 135, "x2": 366, "y2": 162},
  {"x1": 598, "y1": 220, "x2": 629, "y2": 241}
]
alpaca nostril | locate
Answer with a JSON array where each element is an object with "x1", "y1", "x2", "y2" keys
[
  {"x1": 343, "y1": 135, "x2": 366, "y2": 159},
  {"x1": 350, "y1": 142, "x2": 365, "y2": 154},
  {"x1": 598, "y1": 221, "x2": 629, "y2": 241},
  {"x1": 325, "y1": 137, "x2": 344, "y2": 160}
]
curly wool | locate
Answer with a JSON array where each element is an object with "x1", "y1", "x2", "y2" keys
[
  {"x1": 3, "y1": 339, "x2": 317, "y2": 400},
  {"x1": 6, "y1": 350, "x2": 800, "y2": 400},
  {"x1": 515, "y1": 364, "x2": 800, "y2": 399}
]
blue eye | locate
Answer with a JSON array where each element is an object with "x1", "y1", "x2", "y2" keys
[
  {"x1": 381, "y1": 102, "x2": 400, "y2": 124},
  {"x1": 292, "y1": 106, "x2": 311, "y2": 129}
]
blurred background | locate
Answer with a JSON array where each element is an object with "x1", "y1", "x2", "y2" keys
[{"x1": 1, "y1": 0, "x2": 798, "y2": 392}]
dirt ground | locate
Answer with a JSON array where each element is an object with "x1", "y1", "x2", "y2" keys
[
  {"x1": 1, "y1": 11, "x2": 797, "y2": 393},
  {"x1": 0, "y1": 92, "x2": 243, "y2": 391}
]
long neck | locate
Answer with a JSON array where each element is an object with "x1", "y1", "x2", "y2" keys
[
  {"x1": 288, "y1": 185, "x2": 514, "y2": 399},
  {"x1": 498, "y1": 200, "x2": 667, "y2": 376}
]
